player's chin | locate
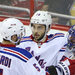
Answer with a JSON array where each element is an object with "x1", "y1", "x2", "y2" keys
[
  {"x1": 35, "y1": 37, "x2": 40, "y2": 41},
  {"x1": 34, "y1": 35, "x2": 40, "y2": 39}
]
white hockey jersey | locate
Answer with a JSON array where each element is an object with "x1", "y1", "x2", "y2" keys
[
  {"x1": 0, "y1": 44, "x2": 48, "y2": 75},
  {"x1": 17, "y1": 33, "x2": 67, "y2": 71}
]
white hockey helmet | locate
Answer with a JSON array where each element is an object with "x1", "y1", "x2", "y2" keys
[
  {"x1": 30, "y1": 10, "x2": 52, "y2": 31},
  {"x1": 1, "y1": 18, "x2": 25, "y2": 44}
]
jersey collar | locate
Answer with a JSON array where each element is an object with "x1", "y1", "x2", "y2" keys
[{"x1": 0, "y1": 43, "x2": 16, "y2": 47}]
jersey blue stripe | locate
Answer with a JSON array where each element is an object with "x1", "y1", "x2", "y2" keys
[
  {"x1": 5, "y1": 47, "x2": 33, "y2": 59},
  {"x1": 59, "y1": 50, "x2": 65, "y2": 52},
  {"x1": 21, "y1": 40, "x2": 33, "y2": 43},
  {"x1": 0, "y1": 51, "x2": 27, "y2": 62},
  {"x1": 55, "y1": 33, "x2": 64, "y2": 35},
  {"x1": 22, "y1": 36, "x2": 30, "y2": 38},
  {"x1": 47, "y1": 36, "x2": 64, "y2": 42}
]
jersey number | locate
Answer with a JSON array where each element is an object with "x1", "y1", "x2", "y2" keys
[{"x1": 0, "y1": 69, "x2": 3, "y2": 75}]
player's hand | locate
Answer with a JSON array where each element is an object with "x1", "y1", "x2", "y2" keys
[{"x1": 47, "y1": 66, "x2": 57, "y2": 75}]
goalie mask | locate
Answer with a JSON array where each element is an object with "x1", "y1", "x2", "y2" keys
[
  {"x1": 1, "y1": 18, "x2": 25, "y2": 44},
  {"x1": 67, "y1": 25, "x2": 75, "y2": 52},
  {"x1": 30, "y1": 10, "x2": 52, "y2": 41}
]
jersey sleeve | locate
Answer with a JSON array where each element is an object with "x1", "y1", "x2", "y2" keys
[{"x1": 56, "y1": 45, "x2": 66, "y2": 64}]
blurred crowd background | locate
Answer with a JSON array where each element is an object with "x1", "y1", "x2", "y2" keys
[{"x1": 0, "y1": 0, "x2": 75, "y2": 26}]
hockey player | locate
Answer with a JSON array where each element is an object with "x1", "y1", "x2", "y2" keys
[
  {"x1": 48, "y1": 25, "x2": 75, "y2": 75},
  {"x1": 0, "y1": 18, "x2": 49, "y2": 75},
  {"x1": 17, "y1": 10, "x2": 67, "y2": 71}
]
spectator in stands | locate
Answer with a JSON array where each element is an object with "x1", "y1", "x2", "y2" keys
[
  {"x1": 0, "y1": 0, "x2": 12, "y2": 5},
  {"x1": 41, "y1": 0, "x2": 74, "y2": 25},
  {"x1": 52, "y1": 16, "x2": 59, "y2": 24}
]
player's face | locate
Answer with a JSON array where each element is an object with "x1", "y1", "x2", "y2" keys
[
  {"x1": 31, "y1": 24, "x2": 46, "y2": 41},
  {"x1": 11, "y1": 34, "x2": 18, "y2": 42},
  {"x1": 11, "y1": 34, "x2": 21, "y2": 45}
]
